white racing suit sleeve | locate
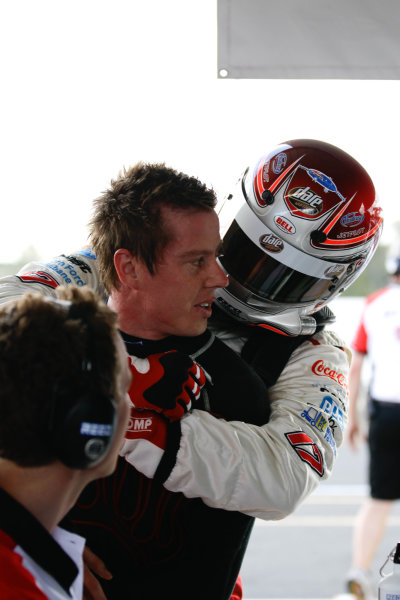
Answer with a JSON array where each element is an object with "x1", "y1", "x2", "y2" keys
[
  {"x1": 123, "y1": 329, "x2": 350, "y2": 521},
  {"x1": 0, "y1": 248, "x2": 106, "y2": 304}
]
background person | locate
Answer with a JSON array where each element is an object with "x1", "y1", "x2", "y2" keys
[
  {"x1": 345, "y1": 256, "x2": 400, "y2": 600},
  {"x1": 0, "y1": 286, "x2": 131, "y2": 599},
  {"x1": 0, "y1": 140, "x2": 383, "y2": 599}
]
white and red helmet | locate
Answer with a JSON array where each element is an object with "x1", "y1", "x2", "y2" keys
[{"x1": 216, "y1": 139, "x2": 383, "y2": 335}]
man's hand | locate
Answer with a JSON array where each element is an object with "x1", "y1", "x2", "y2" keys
[
  {"x1": 82, "y1": 546, "x2": 112, "y2": 600},
  {"x1": 128, "y1": 351, "x2": 206, "y2": 421},
  {"x1": 346, "y1": 414, "x2": 365, "y2": 451}
]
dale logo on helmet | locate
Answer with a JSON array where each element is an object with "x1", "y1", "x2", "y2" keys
[
  {"x1": 286, "y1": 186, "x2": 324, "y2": 216},
  {"x1": 216, "y1": 138, "x2": 383, "y2": 336}
]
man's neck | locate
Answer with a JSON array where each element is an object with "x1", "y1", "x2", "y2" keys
[
  {"x1": 108, "y1": 292, "x2": 167, "y2": 340},
  {"x1": 0, "y1": 460, "x2": 87, "y2": 532}
]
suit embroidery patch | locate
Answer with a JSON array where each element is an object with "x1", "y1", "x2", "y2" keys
[{"x1": 285, "y1": 430, "x2": 324, "y2": 476}]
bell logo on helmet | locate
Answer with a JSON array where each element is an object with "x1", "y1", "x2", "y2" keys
[
  {"x1": 287, "y1": 187, "x2": 323, "y2": 215},
  {"x1": 259, "y1": 233, "x2": 284, "y2": 253},
  {"x1": 274, "y1": 215, "x2": 296, "y2": 235}
]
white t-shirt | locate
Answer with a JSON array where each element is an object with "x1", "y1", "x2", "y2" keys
[{"x1": 352, "y1": 284, "x2": 400, "y2": 402}]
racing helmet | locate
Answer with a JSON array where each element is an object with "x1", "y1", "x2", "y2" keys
[{"x1": 216, "y1": 139, "x2": 383, "y2": 335}]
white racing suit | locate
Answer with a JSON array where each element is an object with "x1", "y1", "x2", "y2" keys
[{"x1": 0, "y1": 249, "x2": 350, "y2": 599}]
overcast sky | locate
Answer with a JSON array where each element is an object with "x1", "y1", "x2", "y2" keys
[{"x1": 1, "y1": 0, "x2": 399, "y2": 263}]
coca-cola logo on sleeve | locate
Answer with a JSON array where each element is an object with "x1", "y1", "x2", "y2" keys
[{"x1": 311, "y1": 359, "x2": 348, "y2": 393}]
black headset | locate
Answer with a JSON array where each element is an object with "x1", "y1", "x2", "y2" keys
[{"x1": 46, "y1": 299, "x2": 117, "y2": 469}]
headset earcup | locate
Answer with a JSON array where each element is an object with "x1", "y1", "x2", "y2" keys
[{"x1": 48, "y1": 388, "x2": 116, "y2": 469}]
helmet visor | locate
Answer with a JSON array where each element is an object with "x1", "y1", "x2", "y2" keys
[{"x1": 220, "y1": 220, "x2": 333, "y2": 304}]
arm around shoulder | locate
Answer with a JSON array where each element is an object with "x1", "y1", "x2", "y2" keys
[{"x1": 162, "y1": 329, "x2": 350, "y2": 519}]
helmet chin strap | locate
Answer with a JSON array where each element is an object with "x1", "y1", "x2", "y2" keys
[
  {"x1": 214, "y1": 287, "x2": 319, "y2": 336},
  {"x1": 251, "y1": 304, "x2": 336, "y2": 336},
  {"x1": 250, "y1": 312, "x2": 317, "y2": 336}
]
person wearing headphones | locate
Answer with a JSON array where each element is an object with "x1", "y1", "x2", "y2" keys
[
  {"x1": 0, "y1": 286, "x2": 131, "y2": 599},
  {"x1": 0, "y1": 140, "x2": 383, "y2": 599}
]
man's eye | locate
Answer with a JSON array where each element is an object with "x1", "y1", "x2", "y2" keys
[{"x1": 192, "y1": 257, "x2": 205, "y2": 266}]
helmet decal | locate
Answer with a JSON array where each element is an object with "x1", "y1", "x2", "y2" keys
[
  {"x1": 254, "y1": 155, "x2": 303, "y2": 207},
  {"x1": 303, "y1": 167, "x2": 346, "y2": 200},
  {"x1": 274, "y1": 215, "x2": 296, "y2": 235},
  {"x1": 317, "y1": 194, "x2": 382, "y2": 249},
  {"x1": 340, "y1": 212, "x2": 364, "y2": 228},
  {"x1": 272, "y1": 152, "x2": 288, "y2": 174},
  {"x1": 283, "y1": 165, "x2": 346, "y2": 219},
  {"x1": 259, "y1": 232, "x2": 284, "y2": 253}
]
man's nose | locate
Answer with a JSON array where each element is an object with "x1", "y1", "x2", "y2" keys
[{"x1": 207, "y1": 260, "x2": 229, "y2": 289}]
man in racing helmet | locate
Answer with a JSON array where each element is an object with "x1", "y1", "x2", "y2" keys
[
  {"x1": 215, "y1": 138, "x2": 382, "y2": 336},
  {"x1": 0, "y1": 145, "x2": 382, "y2": 599}
]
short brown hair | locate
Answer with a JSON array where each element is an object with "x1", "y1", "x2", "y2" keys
[
  {"x1": 89, "y1": 162, "x2": 217, "y2": 293},
  {"x1": 0, "y1": 286, "x2": 119, "y2": 467}
]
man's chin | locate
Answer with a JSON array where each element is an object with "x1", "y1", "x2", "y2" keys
[{"x1": 178, "y1": 320, "x2": 208, "y2": 338}]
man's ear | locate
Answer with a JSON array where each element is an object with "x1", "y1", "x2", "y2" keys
[{"x1": 114, "y1": 249, "x2": 139, "y2": 288}]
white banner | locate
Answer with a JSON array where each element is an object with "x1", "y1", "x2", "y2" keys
[{"x1": 218, "y1": 0, "x2": 400, "y2": 79}]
